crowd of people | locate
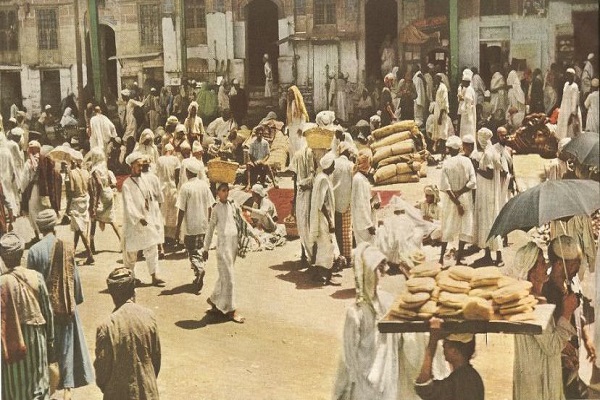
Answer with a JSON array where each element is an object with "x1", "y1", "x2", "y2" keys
[{"x1": 0, "y1": 51, "x2": 598, "y2": 399}]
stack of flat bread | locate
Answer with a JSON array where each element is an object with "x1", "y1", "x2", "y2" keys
[{"x1": 389, "y1": 264, "x2": 538, "y2": 323}]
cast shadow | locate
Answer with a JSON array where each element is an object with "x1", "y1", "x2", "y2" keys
[
  {"x1": 175, "y1": 312, "x2": 231, "y2": 330},
  {"x1": 158, "y1": 283, "x2": 199, "y2": 296},
  {"x1": 330, "y1": 288, "x2": 355, "y2": 300}
]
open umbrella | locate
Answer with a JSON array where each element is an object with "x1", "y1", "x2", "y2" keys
[
  {"x1": 487, "y1": 179, "x2": 600, "y2": 240},
  {"x1": 562, "y1": 131, "x2": 599, "y2": 167},
  {"x1": 47, "y1": 145, "x2": 75, "y2": 163}
]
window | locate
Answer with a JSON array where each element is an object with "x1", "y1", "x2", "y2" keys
[
  {"x1": 295, "y1": 0, "x2": 306, "y2": 15},
  {"x1": 139, "y1": 3, "x2": 162, "y2": 47},
  {"x1": 0, "y1": 9, "x2": 19, "y2": 51},
  {"x1": 37, "y1": 9, "x2": 58, "y2": 50},
  {"x1": 314, "y1": 0, "x2": 335, "y2": 25},
  {"x1": 186, "y1": 0, "x2": 206, "y2": 28},
  {"x1": 481, "y1": 0, "x2": 510, "y2": 16}
]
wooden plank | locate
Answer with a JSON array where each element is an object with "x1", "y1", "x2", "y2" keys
[{"x1": 378, "y1": 304, "x2": 555, "y2": 335}]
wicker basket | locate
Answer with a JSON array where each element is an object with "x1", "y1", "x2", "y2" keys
[
  {"x1": 283, "y1": 214, "x2": 299, "y2": 238},
  {"x1": 305, "y1": 127, "x2": 334, "y2": 149},
  {"x1": 207, "y1": 159, "x2": 239, "y2": 183}
]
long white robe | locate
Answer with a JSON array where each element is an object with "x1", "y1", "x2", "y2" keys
[
  {"x1": 413, "y1": 72, "x2": 427, "y2": 124},
  {"x1": 584, "y1": 91, "x2": 599, "y2": 133},
  {"x1": 0, "y1": 139, "x2": 19, "y2": 213},
  {"x1": 513, "y1": 316, "x2": 574, "y2": 400},
  {"x1": 490, "y1": 72, "x2": 508, "y2": 114},
  {"x1": 333, "y1": 292, "x2": 398, "y2": 400},
  {"x1": 156, "y1": 155, "x2": 181, "y2": 239},
  {"x1": 89, "y1": 114, "x2": 117, "y2": 153},
  {"x1": 507, "y1": 71, "x2": 526, "y2": 128},
  {"x1": 439, "y1": 155, "x2": 476, "y2": 243},
  {"x1": 336, "y1": 78, "x2": 349, "y2": 122},
  {"x1": 21, "y1": 158, "x2": 44, "y2": 236},
  {"x1": 121, "y1": 176, "x2": 161, "y2": 252},
  {"x1": 309, "y1": 172, "x2": 336, "y2": 268},
  {"x1": 143, "y1": 171, "x2": 165, "y2": 245},
  {"x1": 473, "y1": 143, "x2": 503, "y2": 250},
  {"x1": 581, "y1": 60, "x2": 594, "y2": 95},
  {"x1": 458, "y1": 85, "x2": 477, "y2": 149},
  {"x1": 556, "y1": 82, "x2": 582, "y2": 140},
  {"x1": 290, "y1": 146, "x2": 315, "y2": 259},
  {"x1": 493, "y1": 143, "x2": 512, "y2": 208},
  {"x1": 287, "y1": 101, "x2": 307, "y2": 158},
  {"x1": 204, "y1": 200, "x2": 239, "y2": 314},
  {"x1": 432, "y1": 83, "x2": 450, "y2": 141},
  {"x1": 351, "y1": 172, "x2": 375, "y2": 245},
  {"x1": 264, "y1": 61, "x2": 273, "y2": 98}
]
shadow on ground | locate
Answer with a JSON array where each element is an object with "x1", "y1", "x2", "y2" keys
[{"x1": 175, "y1": 312, "x2": 233, "y2": 330}]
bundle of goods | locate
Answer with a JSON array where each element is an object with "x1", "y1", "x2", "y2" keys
[
  {"x1": 369, "y1": 120, "x2": 429, "y2": 185},
  {"x1": 507, "y1": 113, "x2": 558, "y2": 159},
  {"x1": 389, "y1": 264, "x2": 537, "y2": 322}
]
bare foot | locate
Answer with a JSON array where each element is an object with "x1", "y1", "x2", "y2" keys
[{"x1": 227, "y1": 311, "x2": 245, "y2": 323}]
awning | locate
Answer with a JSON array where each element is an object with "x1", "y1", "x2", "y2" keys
[{"x1": 108, "y1": 52, "x2": 163, "y2": 61}]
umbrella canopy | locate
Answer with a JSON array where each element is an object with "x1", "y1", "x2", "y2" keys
[
  {"x1": 47, "y1": 145, "x2": 75, "y2": 163},
  {"x1": 488, "y1": 179, "x2": 600, "y2": 240},
  {"x1": 562, "y1": 131, "x2": 599, "y2": 167}
]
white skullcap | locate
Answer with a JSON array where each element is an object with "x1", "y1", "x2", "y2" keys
[
  {"x1": 121, "y1": 89, "x2": 131, "y2": 97},
  {"x1": 28, "y1": 140, "x2": 41, "y2": 149},
  {"x1": 592, "y1": 78, "x2": 599, "y2": 88},
  {"x1": 551, "y1": 235, "x2": 582, "y2": 261},
  {"x1": 125, "y1": 151, "x2": 144, "y2": 166},
  {"x1": 477, "y1": 127, "x2": 493, "y2": 140},
  {"x1": 44, "y1": 104, "x2": 52, "y2": 110},
  {"x1": 384, "y1": 73, "x2": 395, "y2": 81},
  {"x1": 166, "y1": 116, "x2": 179, "y2": 125},
  {"x1": 557, "y1": 137, "x2": 571, "y2": 153},
  {"x1": 180, "y1": 140, "x2": 191, "y2": 150},
  {"x1": 462, "y1": 69, "x2": 473, "y2": 82},
  {"x1": 370, "y1": 115, "x2": 381, "y2": 123},
  {"x1": 192, "y1": 140, "x2": 203, "y2": 153},
  {"x1": 338, "y1": 141, "x2": 352, "y2": 155},
  {"x1": 9, "y1": 127, "x2": 24, "y2": 137},
  {"x1": 182, "y1": 157, "x2": 202, "y2": 175},
  {"x1": 427, "y1": 63, "x2": 434, "y2": 69},
  {"x1": 566, "y1": 68, "x2": 576, "y2": 75},
  {"x1": 446, "y1": 135, "x2": 462, "y2": 149},
  {"x1": 484, "y1": 90, "x2": 491, "y2": 97},
  {"x1": 8, "y1": 117, "x2": 16, "y2": 123},
  {"x1": 232, "y1": 78, "x2": 239, "y2": 85},
  {"x1": 319, "y1": 152, "x2": 335, "y2": 170},
  {"x1": 175, "y1": 123, "x2": 186, "y2": 133},
  {"x1": 588, "y1": 53, "x2": 594, "y2": 60},
  {"x1": 70, "y1": 150, "x2": 84, "y2": 162},
  {"x1": 263, "y1": 53, "x2": 269, "y2": 59},
  {"x1": 462, "y1": 134, "x2": 475, "y2": 144},
  {"x1": 150, "y1": 87, "x2": 156, "y2": 92},
  {"x1": 251, "y1": 183, "x2": 267, "y2": 198},
  {"x1": 164, "y1": 143, "x2": 174, "y2": 152}
]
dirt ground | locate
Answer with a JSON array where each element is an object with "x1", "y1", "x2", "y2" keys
[{"x1": 13, "y1": 153, "x2": 596, "y2": 399}]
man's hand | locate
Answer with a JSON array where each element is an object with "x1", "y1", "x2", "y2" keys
[
  {"x1": 456, "y1": 203, "x2": 464, "y2": 216},
  {"x1": 140, "y1": 219, "x2": 148, "y2": 226},
  {"x1": 585, "y1": 339, "x2": 597, "y2": 363},
  {"x1": 368, "y1": 226, "x2": 376, "y2": 235},
  {"x1": 561, "y1": 292, "x2": 578, "y2": 320},
  {"x1": 428, "y1": 317, "x2": 446, "y2": 343}
]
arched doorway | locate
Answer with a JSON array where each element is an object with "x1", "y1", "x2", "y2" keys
[
  {"x1": 86, "y1": 24, "x2": 117, "y2": 102},
  {"x1": 365, "y1": 0, "x2": 397, "y2": 82},
  {"x1": 246, "y1": 0, "x2": 279, "y2": 86}
]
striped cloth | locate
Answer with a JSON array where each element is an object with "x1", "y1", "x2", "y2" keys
[{"x1": 335, "y1": 210, "x2": 353, "y2": 261}]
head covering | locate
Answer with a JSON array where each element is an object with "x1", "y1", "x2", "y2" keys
[
  {"x1": 44, "y1": 105, "x2": 52, "y2": 110},
  {"x1": 588, "y1": 53, "x2": 594, "y2": 60},
  {"x1": 28, "y1": 140, "x2": 41, "y2": 149},
  {"x1": 192, "y1": 141, "x2": 203, "y2": 153},
  {"x1": 446, "y1": 135, "x2": 462, "y2": 150},
  {"x1": 125, "y1": 151, "x2": 144, "y2": 166},
  {"x1": 287, "y1": 85, "x2": 309, "y2": 122},
  {"x1": 566, "y1": 68, "x2": 576, "y2": 75},
  {"x1": 164, "y1": 143, "x2": 174, "y2": 152},
  {"x1": 182, "y1": 157, "x2": 202, "y2": 175},
  {"x1": 353, "y1": 243, "x2": 387, "y2": 314},
  {"x1": 180, "y1": 140, "x2": 191, "y2": 150},
  {"x1": 0, "y1": 232, "x2": 24, "y2": 268},
  {"x1": 175, "y1": 123, "x2": 186, "y2": 134},
  {"x1": 384, "y1": 73, "x2": 395, "y2": 82},
  {"x1": 462, "y1": 69, "x2": 473, "y2": 82},
  {"x1": 462, "y1": 134, "x2": 475, "y2": 144},
  {"x1": 557, "y1": 137, "x2": 572, "y2": 154},
  {"x1": 36, "y1": 209, "x2": 58, "y2": 232},
  {"x1": 232, "y1": 78, "x2": 239, "y2": 85},
  {"x1": 316, "y1": 110, "x2": 336, "y2": 128},
  {"x1": 477, "y1": 127, "x2": 493, "y2": 148},
  {"x1": 251, "y1": 183, "x2": 267, "y2": 198},
  {"x1": 447, "y1": 333, "x2": 474, "y2": 343},
  {"x1": 337, "y1": 141, "x2": 352, "y2": 156},
  {"x1": 121, "y1": 89, "x2": 131, "y2": 97},
  {"x1": 139, "y1": 129, "x2": 154, "y2": 144},
  {"x1": 427, "y1": 63, "x2": 434, "y2": 69},
  {"x1": 370, "y1": 114, "x2": 381, "y2": 124},
  {"x1": 550, "y1": 235, "x2": 582, "y2": 261},
  {"x1": 188, "y1": 101, "x2": 199, "y2": 113},
  {"x1": 263, "y1": 53, "x2": 269, "y2": 59},
  {"x1": 70, "y1": 150, "x2": 84, "y2": 162},
  {"x1": 166, "y1": 116, "x2": 179, "y2": 126},
  {"x1": 86, "y1": 147, "x2": 106, "y2": 168},
  {"x1": 507, "y1": 241, "x2": 543, "y2": 280},
  {"x1": 106, "y1": 267, "x2": 135, "y2": 295},
  {"x1": 356, "y1": 149, "x2": 372, "y2": 173},
  {"x1": 424, "y1": 185, "x2": 440, "y2": 203},
  {"x1": 150, "y1": 87, "x2": 157, "y2": 93},
  {"x1": 8, "y1": 127, "x2": 24, "y2": 141},
  {"x1": 320, "y1": 152, "x2": 335, "y2": 170},
  {"x1": 484, "y1": 90, "x2": 491, "y2": 97},
  {"x1": 592, "y1": 78, "x2": 599, "y2": 88},
  {"x1": 8, "y1": 117, "x2": 16, "y2": 123}
]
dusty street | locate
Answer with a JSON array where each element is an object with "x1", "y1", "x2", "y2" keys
[{"x1": 13, "y1": 153, "x2": 596, "y2": 400}]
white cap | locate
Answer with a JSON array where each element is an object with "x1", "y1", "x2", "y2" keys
[
  {"x1": 588, "y1": 53, "x2": 594, "y2": 60},
  {"x1": 192, "y1": 141, "x2": 203, "y2": 153},
  {"x1": 251, "y1": 183, "x2": 267, "y2": 198},
  {"x1": 164, "y1": 143, "x2": 174, "y2": 152},
  {"x1": 462, "y1": 134, "x2": 475, "y2": 144},
  {"x1": 70, "y1": 150, "x2": 84, "y2": 162},
  {"x1": 462, "y1": 69, "x2": 473, "y2": 82},
  {"x1": 484, "y1": 90, "x2": 491, "y2": 97},
  {"x1": 121, "y1": 89, "x2": 131, "y2": 97},
  {"x1": 446, "y1": 135, "x2": 462, "y2": 149},
  {"x1": 8, "y1": 117, "x2": 17, "y2": 123},
  {"x1": 125, "y1": 151, "x2": 144, "y2": 166},
  {"x1": 180, "y1": 140, "x2": 191, "y2": 150},
  {"x1": 182, "y1": 157, "x2": 202, "y2": 175},
  {"x1": 319, "y1": 152, "x2": 335, "y2": 170},
  {"x1": 232, "y1": 78, "x2": 239, "y2": 85},
  {"x1": 566, "y1": 68, "x2": 576, "y2": 75},
  {"x1": 28, "y1": 140, "x2": 41, "y2": 149},
  {"x1": 44, "y1": 104, "x2": 52, "y2": 110},
  {"x1": 175, "y1": 123, "x2": 186, "y2": 133}
]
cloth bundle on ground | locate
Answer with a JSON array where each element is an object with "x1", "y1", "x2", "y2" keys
[{"x1": 506, "y1": 113, "x2": 558, "y2": 159}]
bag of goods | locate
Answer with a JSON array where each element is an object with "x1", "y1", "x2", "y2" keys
[
  {"x1": 371, "y1": 130, "x2": 412, "y2": 150},
  {"x1": 372, "y1": 140, "x2": 415, "y2": 165},
  {"x1": 375, "y1": 174, "x2": 419, "y2": 186},
  {"x1": 463, "y1": 297, "x2": 494, "y2": 320},
  {"x1": 372, "y1": 120, "x2": 416, "y2": 140}
]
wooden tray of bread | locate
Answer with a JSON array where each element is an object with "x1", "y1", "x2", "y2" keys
[{"x1": 377, "y1": 263, "x2": 555, "y2": 335}]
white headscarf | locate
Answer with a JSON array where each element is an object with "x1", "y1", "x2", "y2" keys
[
  {"x1": 507, "y1": 70, "x2": 525, "y2": 104},
  {"x1": 353, "y1": 242, "x2": 387, "y2": 316},
  {"x1": 505, "y1": 242, "x2": 543, "y2": 280}
]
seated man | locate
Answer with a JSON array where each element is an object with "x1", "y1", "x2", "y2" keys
[
  {"x1": 246, "y1": 183, "x2": 278, "y2": 233},
  {"x1": 245, "y1": 126, "x2": 276, "y2": 189},
  {"x1": 206, "y1": 108, "x2": 238, "y2": 144}
]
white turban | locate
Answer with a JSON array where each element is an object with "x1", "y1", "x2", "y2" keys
[
  {"x1": 180, "y1": 140, "x2": 191, "y2": 150},
  {"x1": 446, "y1": 135, "x2": 462, "y2": 149},
  {"x1": 29, "y1": 140, "x2": 41, "y2": 149},
  {"x1": 251, "y1": 183, "x2": 267, "y2": 198},
  {"x1": 192, "y1": 141, "x2": 203, "y2": 153},
  {"x1": 477, "y1": 127, "x2": 493, "y2": 148},
  {"x1": 462, "y1": 134, "x2": 475, "y2": 144},
  {"x1": 507, "y1": 242, "x2": 543, "y2": 280},
  {"x1": 462, "y1": 69, "x2": 473, "y2": 82},
  {"x1": 121, "y1": 89, "x2": 131, "y2": 97},
  {"x1": 164, "y1": 143, "x2": 174, "y2": 152},
  {"x1": 319, "y1": 152, "x2": 335, "y2": 170},
  {"x1": 182, "y1": 157, "x2": 202, "y2": 175},
  {"x1": 125, "y1": 151, "x2": 144, "y2": 166},
  {"x1": 566, "y1": 68, "x2": 576, "y2": 75},
  {"x1": 316, "y1": 110, "x2": 336, "y2": 128}
]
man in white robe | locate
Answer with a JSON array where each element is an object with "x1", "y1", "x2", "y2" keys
[
  {"x1": 493, "y1": 127, "x2": 514, "y2": 208},
  {"x1": 556, "y1": 68, "x2": 582, "y2": 140},
  {"x1": 309, "y1": 153, "x2": 339, "y2": 286},
  {"x1": 424, "y1": 64, "x2": 435, "y2": 106},
  {"x1": 413, "y1": 66, "x2": 427, "y2": 125},
  {"x1": 263, "y1": 54, "x2": 274, "y2": 99},
  {"x1": 431, "y1": 74, "x2": 450, "y2": 152},
  {"x1": 472, "y1": 128, "x2": 503, "y2": 266},
  {"x1": 89, "y1": 106, "x2": 117, "y2": 157},
  {"x1": 471, "y1": 68, "x2": 486, "y2": 119},
  {"x1": 545, "y1": 138, "x2": 571, "y2": 181},
  {"x1": 438, "y1": 136, "x2": 476, "y2": 265},
  {"x1": 0, "y1": 134, "x2": 19, "y2": 214},
  {"x1": 332, "y1": 143, "x2": 354, "y2": 264},
  {"x1": 352, "y1": 151, "x2": 376, "y2": 245},
  {"x1": 121, "y1": 152, "x2": 165, "y2": 287},
  {"x1": 489, "y1": 66, "x2": 508, "y2": 115},
  {"x1": 289, "y1": 129, "x2": 316, "y2": 263},
  {"x1": 506, "y1": 70, "x2": 527, "y2": 129},
  {"x1": 581, "y1": 53, "x2": 595, "y2": 99},
  {"x1": 205, "y1": 109, "x2": 237, "y2": 143},
  {"x1": 458, "y1": 69, "x2": 477, "y2": 150},
  {"x1": 584, "y1": 78, "x2": 599, "y2": 133},
  {"x1": 156, "y1": 143, "x2": 181, "y2": 246}
]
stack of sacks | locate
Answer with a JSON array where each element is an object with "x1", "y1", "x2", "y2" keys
[{"x1": 370, "y1": 120, "x2": 429, "y2": 185}]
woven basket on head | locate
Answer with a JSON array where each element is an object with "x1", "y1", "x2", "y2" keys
[
  {"x1": 305, "y1": 127, "x2": 335, "y2": 149},
  {"x1": 207, "y1": 158, "x2": 239, "y2": 183}
]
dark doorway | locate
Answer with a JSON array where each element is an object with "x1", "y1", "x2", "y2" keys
[
  {"x1": 246, "y1": 0, "x2": 279, "y2": 86},
  {"x1": 0, "y1": 71, "x2": 21, "y2": 120},
  {"x1": 479, "y1": 43, "x2": 507, "y2": 85},
  {"x1": 40, "y1": 70, "x2": 61, "y2": 111},
  {"x1": 573, "y1": 11, "x2": 599, "y2": 66},
  {"x1": 365, "y1": 0, "x2": 397, "y2": 82}
]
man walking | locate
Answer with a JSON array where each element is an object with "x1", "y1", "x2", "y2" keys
[{"x1": 332, "y1": 142, "x2": 354, "y2": 265}]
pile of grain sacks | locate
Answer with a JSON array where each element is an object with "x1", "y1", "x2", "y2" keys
[{"x1": 370, "y1": 120, "x2": 430, "y2": 185}]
